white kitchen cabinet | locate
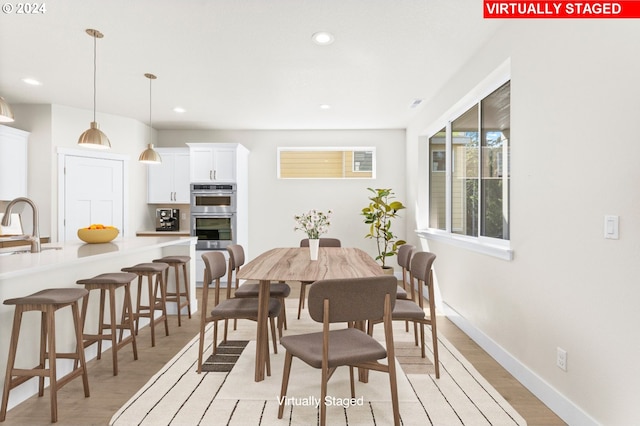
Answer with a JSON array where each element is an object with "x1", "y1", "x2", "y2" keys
[
  {"x1": 188, "y1": 144, "x2": 237, "y2": 182},
  {"x1": 147, "y1": 148, "x2": 190, "y2": 203},
  {"x1": 0, "y1": 125, "x2": 29, "y2": 201}
]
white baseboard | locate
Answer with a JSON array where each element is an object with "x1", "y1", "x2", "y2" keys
[{"x1": 442, "y1": 302, "x2": 600, "y2": 426}]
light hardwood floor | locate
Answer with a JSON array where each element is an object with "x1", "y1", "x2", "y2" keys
[{"x1": 2, "y1": 282, "x2": 565, "y2": 425}]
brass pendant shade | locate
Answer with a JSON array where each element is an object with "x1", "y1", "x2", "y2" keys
[
  {"x1": 78, "y1": 29, "x2": 111, "y2": 149},
  {"x1": 78, "y1": 121, "x2": 111, "y2": 149},
  {"x1": 139, "y1": 73, "x2": 161, "y2": 164},
  {"x1": 139, "y1": 143, "x2": 162, "y2": 164},
  {"x1": 0, "y1": 96, "x2": 14, "y2": 123}
]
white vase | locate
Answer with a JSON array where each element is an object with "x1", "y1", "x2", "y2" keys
[{"x1": 308, "y1": 238, "x2": 320, "y2": 260}]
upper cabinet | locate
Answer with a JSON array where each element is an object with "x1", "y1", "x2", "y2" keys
[
  {"x1": 188, "y1": 144, "x2": 237, "y2": 182},
  {"x1": 0, "y1": 125, "x2": 29, "y2": 201},
  {"x1": 147, "y1": 148, "x2": 190, "y2": 204}
]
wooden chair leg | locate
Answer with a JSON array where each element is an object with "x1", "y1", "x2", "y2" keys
[
  {"x1": 197, "y1": 316, "x2": 206, "y2": 374},
  {"x1": 270, "y1": 317, "x2": 278, "y2": 355},
  {"x1": 181, "y1": 263, "x2": 192, "y2": 319},
  {"x1": 213, "y1": 321, "x2": 219, "y2": 355},
  {"x1": 134, "y1": 275, "x2": 143, "y2": 335},
  {"x1": 46, "y1": 307, "x2": 58, "y2": 423},
  {"x1": 297, "y1": 282, "x2": 307, "y2": 320},
  {"x1": 147, "y1": 274, "x2": 156, "y2": 347},
  {"x1": 71, "y1": 300, "x2": 90, "y2": 397},
  {"x1": 158, "y1": 273, "x2": 169, "y2": 337},
  {"x1": 320, "y1": 365, "x2": 328, "y2": 426},
  {"x1": 108, "y1": 287, "x2": 118, "y2": 375},
  {"x1": 38, "y1": 311, "x2": 47, "y2": 396},
  {"x1": 0, "y1": 308, "x2": 23, "y2": 422},
  {"x1": 277, "y1": 351, "x2": 293, "y2": 419},
  {"x1": 123, "y1": 284, "x2": 138, "y2": 361}
]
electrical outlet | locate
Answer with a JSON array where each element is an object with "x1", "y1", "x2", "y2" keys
[{"x1": 557, "y1": 347, "x2": 567, "y2": 371}]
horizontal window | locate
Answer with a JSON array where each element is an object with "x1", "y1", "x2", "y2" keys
[{"x1": 278, "y1": 147, "x2": 376, "y2": 179}]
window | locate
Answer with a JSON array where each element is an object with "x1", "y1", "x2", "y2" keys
[
  {"x1": 426, "y1": 80, "x2": 511, "y2": 252},
  {"x1": 278, "y1": 147, "x2": 376, "y2": 179},
  {"x1": 429, "y1": 130, "x2": 446, "y2": 230}
]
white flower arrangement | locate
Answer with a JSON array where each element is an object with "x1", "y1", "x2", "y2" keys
[{"x1": 294, "y1": 209, "x2": 332, "y2": 239}]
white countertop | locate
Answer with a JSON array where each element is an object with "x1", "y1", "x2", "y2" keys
[
  {"x1": 136, "y1": 230, "x2": 191, "y2": 236},
  {"x1": 0, "y1": 236, "x2": 197, "y2": 280}
]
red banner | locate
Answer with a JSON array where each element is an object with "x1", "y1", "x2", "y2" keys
[{"x1": 484, "y1": 1, "x2": 640, "y2": 18}]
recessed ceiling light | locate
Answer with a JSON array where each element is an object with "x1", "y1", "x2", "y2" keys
[
  {"x1": 319, "y1": 104, "x2": 331, "y2": 110},
  {"x1": 312, "y1": 31, "x2": 334, "y2": 45},
  {"x1": 22, "y1": 78, "x2": 42, "y2": 86},
  {"x1": 173, "y1": 107, "x2": 186, "y2": 113}
]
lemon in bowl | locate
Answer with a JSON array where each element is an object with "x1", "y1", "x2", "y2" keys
[{"x1": 77, "y1": 224, "x2": 119, "y2": 244}]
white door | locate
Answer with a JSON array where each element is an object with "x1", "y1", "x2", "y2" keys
[{"x1": 63, "y1": 155, "x2": 124, "y2": 242}]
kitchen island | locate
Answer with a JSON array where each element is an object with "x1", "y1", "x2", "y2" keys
[{"x1": 0, "y1": 235, "x2": 197, "y2": 412}]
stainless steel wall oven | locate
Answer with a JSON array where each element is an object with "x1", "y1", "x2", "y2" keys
[
  {"x1": 191, "y1": 213, "x2": 236, "y2": 250},
  {"x1": 190, "y1": 183, "x2": 236, "y2": 214},
  {"x1": 190, "y1": 183, "x2": 237, "y2": 250}
]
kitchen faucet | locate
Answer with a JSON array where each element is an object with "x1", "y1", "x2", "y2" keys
[{"x1": 1, "y1": 197, "x2": 41, "y2": 253}]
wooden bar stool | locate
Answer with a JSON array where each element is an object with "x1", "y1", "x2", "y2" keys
[
  {"x1": 152, "y1": 256, "x2": 191, "y2": 326},
  {"x1": 75, "y1": 272, "x2": 139, "y2": 376},
  {"x1": 121, "y1": 262, "x2": 170, "y2": 347},
  {"x1": 1, "y1": 288, "x2": 90, "y2": 423}
]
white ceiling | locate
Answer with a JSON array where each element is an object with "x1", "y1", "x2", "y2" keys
[{"x1": 0, "y1": 0, "x2": 502, "y2": 130}]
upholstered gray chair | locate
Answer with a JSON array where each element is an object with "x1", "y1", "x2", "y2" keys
[
  {"x1": 396, "y1": 244, "x2": 415, "y2": 300},
  {"x1": 297, "y1": 238, "x2": 341, "y2": 319},
  {"x1": 371, "y1": 251, "x2": 439, "y2": 378},
  {"x1": 278, "y1": 275, "x2": 400, "y2": 426},
  {"x1": 197, "y1": 251, "x2": 281, "y2": 374},
  {"x1": 226, "y1": 244, "x2": 290, "y2": 335}
]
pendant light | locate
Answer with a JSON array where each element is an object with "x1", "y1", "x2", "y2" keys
[
  {"x1": 0, "y1": 96, "x2": 14, "y2": 122},
  {"x1": 138, "y1": 73, "x2": 162, "y2": 164},
  {"x1": 78, "y1": 29, "x2": 111, "y2": 149}
]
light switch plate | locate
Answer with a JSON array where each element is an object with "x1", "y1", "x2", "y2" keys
[{"x1": 604, "y1": 215, "x2": 619, "y2": 239}]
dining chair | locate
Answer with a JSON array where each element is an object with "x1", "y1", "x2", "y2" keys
[
  {"x1": 226, "y1": 244, "x2": 290, "y2": 336},
  {"x1": 397, "y1": 244, "x2": 415, "y2": 301},
  {"x1": 197, "y1": 251, "x2": 281, "y2": 374},
  {"x1": 297, "y1": 237, "x2": 341, "y2": 319},
  {"x1": 369, "y1": 251, "x2": 439, "y2": 378},
  {"x1": 277, "y1": 275, "x2": 400, "y2": 426}
]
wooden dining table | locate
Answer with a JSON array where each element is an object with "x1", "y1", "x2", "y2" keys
[{"x1": 237, "y1": 246, "x2": 383, "y2": 381}]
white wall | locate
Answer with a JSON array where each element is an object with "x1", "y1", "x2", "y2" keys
[
  {"x1": 3, "y1": 104, "x2": 53, "y2": 237},
  {"x1": 159, "y1": 129, "x2": 406, "y2": 260},
  {"x1": 406, "y1": 20, "x2": 640, "y2": 426}
]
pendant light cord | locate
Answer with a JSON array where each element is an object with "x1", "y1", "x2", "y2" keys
[
  {"x1": 149, "y1": 76, "x2": 152, "y2": 127},
  {"x1": 92, "y1": 33, "x2": 97, "y2": 123}
]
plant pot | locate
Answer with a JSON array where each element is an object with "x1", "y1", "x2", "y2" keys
[
  {"x1": 381, "y1": 266, "x2": 394, "y2": 275},
  {"x1": 308, "y1": 238, "x2": 319, "y2": 260}
]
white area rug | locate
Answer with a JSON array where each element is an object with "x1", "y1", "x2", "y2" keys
[{"x1": 110, "y1": 300, "x2": 526, "y2": 425}]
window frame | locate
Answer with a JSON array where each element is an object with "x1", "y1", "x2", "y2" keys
[
  {"x1": 277, "y1": 146, "x2": 377, "y2": 179},
  {"x1": 419, "y1": 61, "x2": 512, "y2": 261}
]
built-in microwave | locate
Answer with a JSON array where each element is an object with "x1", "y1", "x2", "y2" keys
[
  {"x1": 191, "y1": 213, "x2": 236, "y2": 250},
  {"x1": 190, "y1": 183, "x2": 236, "y2": 214}
]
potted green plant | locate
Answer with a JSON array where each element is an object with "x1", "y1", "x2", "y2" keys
[{"x1": 361, "y1": 188, "x2": 406, "y2": 270}]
